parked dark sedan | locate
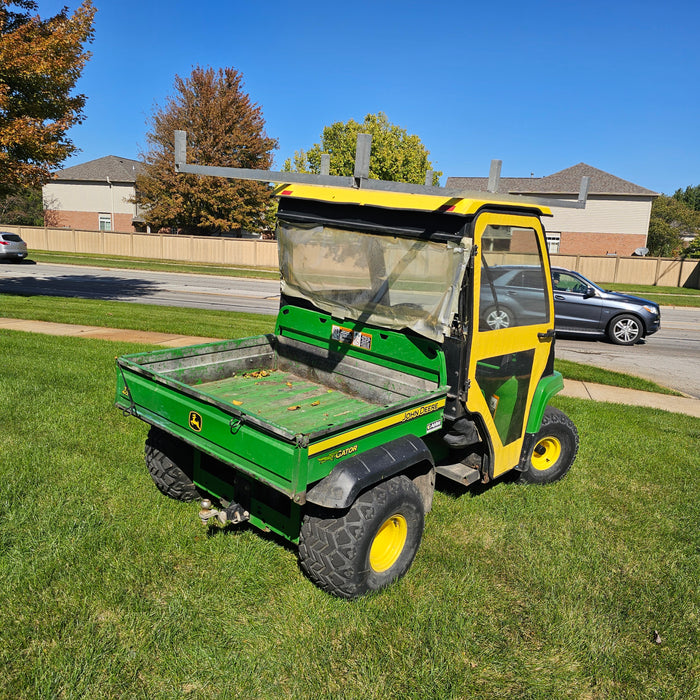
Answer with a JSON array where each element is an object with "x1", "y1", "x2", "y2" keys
[{"x1": 551, "y1": 267, "x2": 661, "y2": 345}]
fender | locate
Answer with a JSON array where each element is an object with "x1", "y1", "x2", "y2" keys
[
  {"x1": 306, "y1": 434, "x2": 434, "y2": 509},
  {"x1": 525, "y1": 370, "x2": 564, "y2": 434},
  {"x1": 517, "y1": 370, "x2": 564, "y2": 471}
]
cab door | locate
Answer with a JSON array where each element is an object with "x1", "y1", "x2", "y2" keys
[{"x1": 466, "y1": 212, "x2": 555, "y2": 478}]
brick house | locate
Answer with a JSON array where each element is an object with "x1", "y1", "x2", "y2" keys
[
  {"x1": 42, "y1": 156, "x2": 146, "y2": 233},
  {"x1": 446, "y1": 164, "x2": 658, "y2": 256}
]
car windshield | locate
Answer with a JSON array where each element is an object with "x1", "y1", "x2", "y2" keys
[
  {"x1": 1, "y1": 234, "x2": 22, "y2": 242},
  {"x1": 277, "y1": 221, "x2": 471, "y2": 342}
]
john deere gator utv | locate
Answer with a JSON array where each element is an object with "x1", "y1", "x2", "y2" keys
[{"x1": 115, "y1": 132, "x2": 583, "y2": 599}]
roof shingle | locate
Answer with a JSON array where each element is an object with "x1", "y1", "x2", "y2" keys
[
  {"x1": 446, "y1": 163, "x2": 657, "y2": 196},
  {"x1": 53, "y1": 156, "x2": 144, "y2": 183}
]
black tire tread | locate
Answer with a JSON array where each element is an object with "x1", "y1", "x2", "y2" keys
[
  {"x1": 144, "y1": 427, "x2": 200, "y2": 502},
  {"x1": 519, "y1": 406, "x2": 579, "y2": 485},
  {"x1": 299, "y1": 475, "x2": 423, "y2": 599}
]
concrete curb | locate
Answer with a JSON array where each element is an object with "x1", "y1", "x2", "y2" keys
[{"x1": 560, "y1": 380, "x2": 700, "y2": 418}]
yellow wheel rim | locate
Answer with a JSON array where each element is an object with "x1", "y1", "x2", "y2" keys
[
  {"x1": 531, "y1": 436, "x2": 562, "y2": 471},
  {"x1": 369, "y1": 514, "x2": 408, "y2": 573}
]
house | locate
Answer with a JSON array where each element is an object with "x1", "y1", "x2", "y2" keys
[
  {"x1": 42, "y1": 156, "x2": 146, "y2": 233},
  {"x1": 446, "y1": 164, "x2": 659, "y2": 256}
]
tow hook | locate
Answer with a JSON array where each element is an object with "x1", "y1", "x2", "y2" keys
[{"x1": 198, "y1": 499, "x2": 250, "y2": 526}]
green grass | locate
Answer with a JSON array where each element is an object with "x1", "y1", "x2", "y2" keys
[
  {"x1": 0, "y1": 293, "x2": 680, "y2": 395},
  {"x1": 28, "y1": 249, "x2": 280, "y2": 279},
  {"x1": 554, "y1": 358, "x2": 683, "y2": 396},
  {"x1": 1, "y1": 331, "x2": 698, "y2": 698},
  {"x1": 598, "y1": 282, "x2": 700, "y2": 307},
  {"x1": 0, "y1": 293, "x2": 274, "y2": 338}
]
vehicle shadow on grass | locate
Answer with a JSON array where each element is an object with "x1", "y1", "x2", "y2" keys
[
  {"x1": 204, "y1": 518, "x2": 298, "y2": 555},
  {"x1": 436, "y1": 470, "x2": 520, "y2": 500}
]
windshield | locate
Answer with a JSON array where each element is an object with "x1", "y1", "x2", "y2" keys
[{"x1": 277, "y1": 221, "x2": 471, "y2": 342}]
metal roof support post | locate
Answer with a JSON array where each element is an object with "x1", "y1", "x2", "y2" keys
[
  {"x1": 174, "y1": 130, "x2": 187, "y2": 167},
  {"x1": 354, "y1": 133, "x2": 372, "y2": 187},
  {"x1": 320, "y1": 154, "x2": 330, "y2": 176},
  {"x1": 425, "y1": 170, "x2": 434, "y2": 187},
  {"x1": 487, "y1": 160, "x2": 502, "y2": 193},
  {"x1": 578, "y1": 176, "x2": 591, "y2": 207}
]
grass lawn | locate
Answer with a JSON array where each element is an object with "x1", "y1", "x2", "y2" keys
[
  {"x1": 0, "y1": 294, "x2": 680, "y2": 396},
  {"x1": 27, "y1": 250, "x2": 280, "y2": 280},
  {"x1": 594, "y1": 282, "x2": 700, "y2": 308},
  {"x1": 1, "y1": 329, "x2": 698, "y2": 698}
]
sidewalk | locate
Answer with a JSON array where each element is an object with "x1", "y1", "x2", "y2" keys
[
  {"x1": 0, "y1": 317, "x2": 221, "y2": 347},
  {"x1": 2, "y1": 316, "x2": 699, "y2": 418}
]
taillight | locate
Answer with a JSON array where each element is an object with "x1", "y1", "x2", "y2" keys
[{"x1": 0, "y1": 241, "x2": 8, "y2": 245}]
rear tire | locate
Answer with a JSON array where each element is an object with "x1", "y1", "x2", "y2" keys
[
  {"x1": 145, "y1": 427, "x2": 201, "y2": 501},
  {"x1": 608, "y1": 314, "x2": 643, "y2": 345},
  {"x1": 519, "y1": 407, "x2": 578, "y2": 484},
  {"x1": 483, "y1": 305, "x2": 514, "y2": 330},
  {"x1": 298, "y1": 475, "x2": 424, "y2": 599}
]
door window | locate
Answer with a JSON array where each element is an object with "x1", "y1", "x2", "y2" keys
[{"x1": 479, "y1": 225, "x2": 549, "y2": 331}]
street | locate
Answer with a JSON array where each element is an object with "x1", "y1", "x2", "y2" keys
[
  {"x1": 0, "y1": 260, "x2": 281, "y2": 315},
  {"x1": 556, "y1": 307, "x2": 700, "y2": 399},
  {"x1": 2, "y1": 260, "x2": 699, "y2": 398}
]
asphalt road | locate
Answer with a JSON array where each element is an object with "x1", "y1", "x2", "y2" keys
[
  {"x1": 556, "y1": 307, "x2": 700, "y2": 399},
  {"x1": 3, "y1": 260, "x2": 699, "y2": 398},
  {"x1": 0, "y1": 260, "x2": 281, "y2": 315}
]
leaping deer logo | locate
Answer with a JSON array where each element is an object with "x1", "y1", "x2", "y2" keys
[{"x1": 188, "y1": 411, "x2": 203, "y2": 432}]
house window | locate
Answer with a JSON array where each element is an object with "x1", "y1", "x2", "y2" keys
[
  {"x1": 545, "y1": 232, "x2": 560, "y2": 254},
  {"x1": 99, "y1": 213, "x2": 112, "y2": 231}
]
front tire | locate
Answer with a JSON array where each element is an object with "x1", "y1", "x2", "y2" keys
[
  {"x1": 608, "y1": 314, "x2": 643, "y2": 345},
  {"x1": 145, "y1": 427, "x2": 201, "y2": 501},
  {"x1": 519, "y1": 407, "x2": 578, "y2": 484},
  {"x1": 298, "y1": 475, "x2": 425, "y2": 599}
]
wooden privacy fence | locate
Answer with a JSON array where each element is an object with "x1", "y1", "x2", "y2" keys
[{"x1": 4, "y1": 224, "x2": 700, "y2": 289}]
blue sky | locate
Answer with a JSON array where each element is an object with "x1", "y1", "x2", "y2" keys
[{"x1": 42, "y1": 0, "x2": 699, "y2": 194}]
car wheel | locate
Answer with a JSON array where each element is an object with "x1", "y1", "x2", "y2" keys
[
  {"x1": 298, "y1": 475, "x2": 425, "y2": 599},
  {"x1": 145, "y1": 426, "x2": 202, "y2": 501},
  {"x1": 483, "y1": 305, "x2": 514, "y2": 330},
  {"x1": 519, "y1": 407, "x2": 579, "y2": 485},
  {"x1": 608, "y1": 314, "x2": 643, "y2": 345}
]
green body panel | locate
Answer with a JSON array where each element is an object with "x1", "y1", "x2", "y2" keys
[
  {"x1": 525, "y1": 371, "x2": 564, "y2": 434},
  {"x1": 276, "y1": 305, "x2": 447, "y2": 386},
  {"x1": 115, "y1": 306, "x2": 449, "y2": 541}
]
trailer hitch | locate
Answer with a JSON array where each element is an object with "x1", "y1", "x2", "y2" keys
[{"x1": 198, "y1": 499, "x2": 250, "y2": 527}]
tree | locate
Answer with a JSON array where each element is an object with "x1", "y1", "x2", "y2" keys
[
  {"x1": 284, "y1": 112, "x2": 441, "y2": 185},
  {"x1": 647, "y1": 194, "x2": 700, "y2": 257},
  {"x1": 0, "y1": 0, "x2": 95, "y2": 197},
  {"x1": 135, "y1": 66, "x2": 278, "y2": 236},
  {"x1": 673, "y1": 184, "x2": 700, "y2": 212},
  {"x1": 0, "y1": 186, "x2": 44, "y2": 225}
]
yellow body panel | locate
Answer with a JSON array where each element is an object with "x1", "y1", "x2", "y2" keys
[
  {"x1": 274, "y1": 183, "x2": 552, "y2": 218},
  {"x1": 467, "y1": 212, "x2": 555, "y2": 478}
]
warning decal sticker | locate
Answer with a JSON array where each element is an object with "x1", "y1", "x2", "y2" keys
[{"x1": 331, "y1": 325, "x2": 372, "y2": 351}]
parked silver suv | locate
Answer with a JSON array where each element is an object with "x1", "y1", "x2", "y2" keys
[{"x1": 0, "y1": 232, "x2": 28, "y2": 262}]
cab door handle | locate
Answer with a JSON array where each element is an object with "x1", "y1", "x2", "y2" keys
[{"x1": 538, "y1": 329, "x2": 555, "y2": 342}]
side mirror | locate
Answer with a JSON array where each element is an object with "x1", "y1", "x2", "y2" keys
[{"x1": 584, "y1": 286, "x2": 596, "y2": 298}]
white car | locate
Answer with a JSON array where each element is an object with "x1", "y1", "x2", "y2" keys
[{"x1": 0, "y1": 232, "x2": 28, "y2": 262}]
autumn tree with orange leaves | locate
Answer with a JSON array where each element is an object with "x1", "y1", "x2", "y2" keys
[
  {"x1": 135, "y1": 66, "x2": 278, "y2": 236},
  {"x1": 0, "y1": 0, "x2": 95, "y2": 197}
]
